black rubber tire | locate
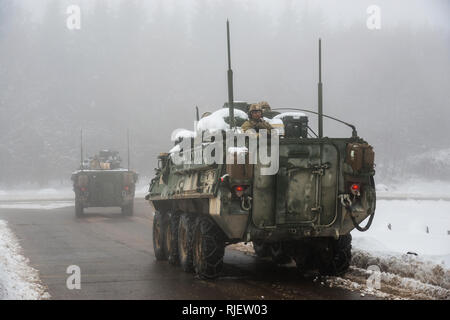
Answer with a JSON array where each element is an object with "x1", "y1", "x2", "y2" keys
[
  {"x1": 293, "y1": 243, "x2": 312, "y2": 275},
  {"x1": 152, "y1": 211, "x2": 168, "y2": 261},
  {"x1": 319, "y1": 234, "x2": 352, "y2": 276},
  {"x1": 166, "y1": 212, "x2": 181, "y2": 266},
  {"x1": 178, "y1": 213, "x2": 195, "y2": 272},
  {"x1": 252, "y1": 240, "x2": 270, "y2": 258},
  {"x1": 270, "y1": 242, "x2": 291, "y2": 265},
  {"x1": 75, "y1": 200, "x2": 84, "y2": 217},
  {"x1": 121, "y1": 201, "x2": 134, "y2": 216},
  {"x1": 192, "y1": 216, "x2": 225, "y2": 279}
]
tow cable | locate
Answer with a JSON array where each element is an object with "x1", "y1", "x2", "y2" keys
[
  {"x1": 241, "y1": 196, "x2": 252, "y2": 211},
  {"x1": 339, "y1": 194, "x2": 375, "y2": 232}
]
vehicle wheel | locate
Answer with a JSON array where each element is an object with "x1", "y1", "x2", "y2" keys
[
  {"x1": 75, "y1": 200, "x2": 84, "y2": 217},
  {"x1": 121, "y1": 201, "x2": 134, "y2": 216},
  {"x1": 293, "y1": 243, "x2": 312, "y2": 275},
  {"x1": 319, "y1": 234, "x2": 352, "y2": 276},
  {"x1": 178, "y1": 213, "x2": 195, "y2": 272},
  {"x1": 252, "y1": 240, "x2": 270, "y2": 258},
  {"x1": 166, "y1": 212, "x2": 180, "y2": 265},
  {"x1": 270, "y1": 242, "x2": 291, "y2": 265},
  {"x1": 192, "y1": 216, "x2": 225, "y2": 279},
  {"x1": 152, "y1": 211, "x2": 168, "y2": 260}
]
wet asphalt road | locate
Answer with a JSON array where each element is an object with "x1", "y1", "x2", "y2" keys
[{"x1": 0, "y1": 198, "x2": 375, "y2": 300}]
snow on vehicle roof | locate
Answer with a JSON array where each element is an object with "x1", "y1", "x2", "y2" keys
[
  {"x1": 197, "y1": 108, "x2": 248, "y2": 133},
  {"x1": 264, "y1": 117, "x2": 284, "y2": 135},
  {"x1": 169, "y1": 144, "x2": 181, "y2": 154},
  {"x1": 265, "y1": 117, "x2": 283, "y2": 125},
  {"x1": 171, "y1": 129, "x2": 196, "y2": 141},
  {"x1": 273, "y1": 112, "x2": 307, "y2": 120}
]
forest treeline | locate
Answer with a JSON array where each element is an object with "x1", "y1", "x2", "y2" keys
[{"x1": 0, "y1": 0, "x2": 449, "y2": 186}]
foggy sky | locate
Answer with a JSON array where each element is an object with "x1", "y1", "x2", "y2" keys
[{"x1": 0, "y1": 0, "x2": 449, "y2": 187}]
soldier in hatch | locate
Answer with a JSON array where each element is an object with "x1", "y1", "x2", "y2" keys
[{"x1": 241, "y1": 103, "x2": 273, "y2": 132}]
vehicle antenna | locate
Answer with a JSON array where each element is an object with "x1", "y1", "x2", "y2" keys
[
  {"x1": 318, "y1": 38, "x2": 323, "y2": 138},
  {"x1": 80, "y1": 129, "x2": 83, "y2": 170},
  {"x1": 226, "y1": 20, "x2": 235, "y2": 129},
  {"x1": 127, "y1": 129, "x2": 130, "y2": 171}
]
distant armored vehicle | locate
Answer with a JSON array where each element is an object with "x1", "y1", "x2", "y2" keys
[
  {"x1": 72, "y1": 141, "x2": 138, "y2": 217},
  {"x1": 146, "y1": 22, "x2": 376, "y2": 279}
]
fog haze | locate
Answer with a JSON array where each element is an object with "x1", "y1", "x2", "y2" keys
[{"x1": 0, "y1": 0, "x2": 449, "y2": 187}]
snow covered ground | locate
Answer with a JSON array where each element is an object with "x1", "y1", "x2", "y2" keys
[
  {"x1": 352, "y1": 199, "x2": 450, "y2": 266},
  {"x1": 229, "y1": 180, "x2": 450, "y2": 299},
  {"x1": 343, "y1": 198, "x2": 449, "y2": 299},
  {"x1": 0, "y1": 188, "x2": 74, "y2": 201},
  {"x1": 377, "y1": 179, "x2": 450, "y2": 200},
  {"x1": 0, "y1": 179, "x2": 448, "y2": 299},
  {"x1": 0, "y1": 179, "x2": 150, "y2": 202},
  {"x1": 0, "y1": 201, "x2": 73, "y2": 210},
  {"x1": 0, "y1": 220, "x2": 50, "y2": 299}
]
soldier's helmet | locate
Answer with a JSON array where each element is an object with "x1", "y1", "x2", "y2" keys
[
  {"x1": 248, "y1": 103, "x2": 263, "y2": 115},
  {"x1": 258, "y1": 101, "x2": 271, "y2": 113}
]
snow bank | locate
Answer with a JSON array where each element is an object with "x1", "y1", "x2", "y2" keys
[
  {"x1": 351, "y1": 200, "x2": 450, "y2": 263},
  {"x1": 351, "y1": 249, "x2": 450, "y2": 290},
  {"x1": 0, "y1": 176, "x2": 151, "y2": 202},
  {"x1": 229, "y1": 198, "x2": 450, "y2": 299},
  {"x1": 377, "y1": 179, "x2": 450, "y2": 200},
  {"x1": 0, "y1": 220, "x2": 49, "y2": 299},
  {"x1": 0, "y1": 201, "x2": 73, "y2": 210},
  {"x1": 0, "y1": 188, "x2": 74, "y2": 201}
]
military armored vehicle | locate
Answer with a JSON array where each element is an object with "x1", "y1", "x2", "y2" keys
[
  {"x1": 146, "y1": 22, "x2": 376, "y2": 279},
  {"x1": 72, "y1": 132, "x2": 138, "y2": 217}
]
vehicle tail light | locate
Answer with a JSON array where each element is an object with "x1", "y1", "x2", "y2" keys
[
  {"x1": 234, "y1": 185, "x2": 245, "y2": 197},
  {"x1": 350, "y1": 183, "x2": 360, "y2": 196},
  {"x1": 124, "y1": 186, "x2": 129, "y2": 191}
]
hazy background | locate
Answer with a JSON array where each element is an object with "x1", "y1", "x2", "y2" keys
[{"x1": 0, "y1": 0, "x2": 449, "y2": 188}]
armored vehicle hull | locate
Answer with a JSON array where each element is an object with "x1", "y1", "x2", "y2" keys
[
  {"x1": 147, "y1": 133, "x2": 375, "y2": 278},
  {"x1": 72, "y1": 169, "x2": 138, "y2": 217},
  {"x1": 146, "y1": 24, "x2": 375, "y2": 279}
]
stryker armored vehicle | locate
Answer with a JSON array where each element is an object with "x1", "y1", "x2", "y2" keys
[
  {"x1": 146, "y1": 22, "x2": 376, "y2": 279},
  {"x1": 71, "y1": 133, "x2": 138, "y2": 217}
]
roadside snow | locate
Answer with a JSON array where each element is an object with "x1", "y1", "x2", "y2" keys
[
  {"x1": 377, "y1": 180, "x2": 450, "y2": 200},
  {"x1": 0, "y1": 220, "x2": 49, "y2": 299},
  {"x1": 0, "y1": 177, "x2": 151, "y2": 202},
  {"x1": 0, "y1": 188, "x2": 74, "y2": 201},
  {"x1": 0, "y1": 201, "x2": 73, "y2": 210},
  {"x1": 351, "y1": 200, "x2": 450, "y2": 265},
  {"x1": 229, "y1": 198, "x2": 450, "y2": 299}
]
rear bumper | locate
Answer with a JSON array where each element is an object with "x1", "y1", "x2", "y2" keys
[{"x1": 75, "y1": 192, "x2": 134, "y2": 208}]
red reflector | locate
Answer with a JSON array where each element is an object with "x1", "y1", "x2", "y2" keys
[
  {"x1": 351, "y1": 184, "x2": 360, "y2": 191},
  {"x1": 235, "y1": 186, "x2": 244, "y2": 192}
]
